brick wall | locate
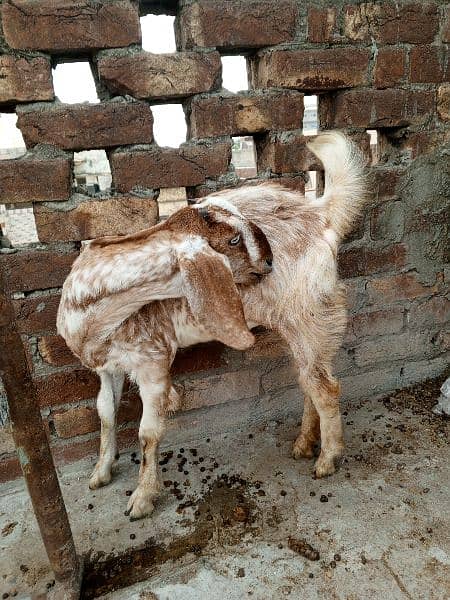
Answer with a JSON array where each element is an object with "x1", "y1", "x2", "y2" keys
[{"x1": 0, "y1": 0, "x2": 449, "y2": 481}]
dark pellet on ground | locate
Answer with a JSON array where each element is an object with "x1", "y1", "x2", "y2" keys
[
  {"x1": 278, "y1": 543, "x2": 283, "y2": 549},
  {"x1": 423, "y1": 488, "x2": 430, "y2": 494},
  {"x1": 288, "y1": 537, "x2": 320, "y2": 561},
  {"x1": 308, "y1": 573, "x2": 314, "y2": 578},
  {"x1": 162, "y1": 468, "x2": 167, "y2": 472},
  {"x1": 330, "y1": 561, "x2": 336, "y2": 568},
  {"x1": 206, "y1": 438, "x2": 210, "y2": 442},
  {"x1": 134, "y1": 459, "x2": 140, "y2": 465},
  {"x1": 125, "y1": 490, "x2": 132, "y2": 496},
  {"x1": 180, "y1": 448, "x2": 185, "y2": 453},
  {"x1": 345, "y1": 472, "x2": 351, "y2": 478},
  {"x1": 280, "y1": 490, "x2": 287, "y2": 496},
  {"x1": 334, "y1": 553, "x2": 341, "y2": 561},
  {"x1": 248, "y1": 433, "x2": 253, "y2": 439},
  {"x1": 87, "y1": 504, "x2": 94, "y2": 510},
  {"x1": 163, "y1": 481, "x2": 172, "y2": 488},
  {"x1": 213, "y1": 462, "x2": 219, "y2": 468},
  {"x1": 190, "y1": 449, "x2": 198, "y2": 456},
  {"x1": 237, "y1": 568, "x2": 245, "y2": 578},
  {"x1": 184, "y1": 471, "x2": 189, "y2": 475},
  {"x1": 194, "y1": 510, "x2": 200, "y2": 517},
  {"x1": 327, "y1": 492, "x2": 333, "y2": 497},
  {"x1": 130, "y1": 533, "x2": 136, "y2": 540},
  {"x1": 20, "y1": 565, "x2": 28, "y2": 573},
  {"x1": 361, "y1": 554, "x2": 367, "y2": 564},
  {"x1": 199, "y1": 457, "x2": 204, "y2": 463},
  {"x1": 200, "y1": 467, "x2": 206, "y2": 472},
  {"x1": 320, "y1": 495, "x2": 328, "y2": 503},
  {"x1": 257, "y1": 490, "x2": 266, "y2": 496},
  {"x1": 310, "y1": 491, "x2": 316, "y2": 497},
  {"x1": 131, "y1": 452, "x2": 136, "y2": 459}
]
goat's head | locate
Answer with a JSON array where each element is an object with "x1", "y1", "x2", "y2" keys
[{"x1": 192, "y1": 198, "x2": 273, "y2": 285}]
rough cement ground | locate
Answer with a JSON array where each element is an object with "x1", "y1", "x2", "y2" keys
[{"x1": 0, "y1": 378, "x2": 449, "y2": 599}]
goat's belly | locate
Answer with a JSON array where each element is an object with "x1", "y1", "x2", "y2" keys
[{"x1": 174, "y1": 320, "x2": 213, "y2": 348}]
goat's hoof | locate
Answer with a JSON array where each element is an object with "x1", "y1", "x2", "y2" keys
[
  {"x1": 313, "y1": 453, "x2": 339, "y2": 478},
  {"x1": 292, "y1": 437, "x2": 315, "y2": 460},
  {"x1": 89, "y1": 469, "x2": 112, "y2": 489},
  {"x1": 126, "y1": 488, "x2": 155, "y2": 520}
]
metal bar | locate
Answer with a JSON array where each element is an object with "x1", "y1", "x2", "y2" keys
[{"x1": 0, "y1": 260, "x2": 82, "y2": 599}]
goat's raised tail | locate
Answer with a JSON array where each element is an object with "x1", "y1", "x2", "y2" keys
[{"x1": 307, "y1": 131, "x2": 368, "y2": 240}]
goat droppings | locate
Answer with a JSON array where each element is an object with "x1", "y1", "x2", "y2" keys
[{"x1": 288, "y1": 537, "x2": 320, "y2": 561}]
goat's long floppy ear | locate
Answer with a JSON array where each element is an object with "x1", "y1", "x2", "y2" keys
[{"x1": 179, "y1": 247, "x2": 254, "y2": 351}]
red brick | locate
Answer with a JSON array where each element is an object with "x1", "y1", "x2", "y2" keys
[
  {"x1": 397, "y1": 129, "x2": 450, "y2": 160},
  {"x1": 443, "y1": 7, "x2": 450, "y2": 43},
  {"x1": 0, "y1": 454, "x2": 22, "y2": 484},
  {"x1": 408, "y1": 295, "x2": 450, "y2": 329},
  {"x1": 438, "y1": 84, "x2": 450, "y2": 121},
  {"x1": 189, "y1": 90, "x2": 304, "y2": 138},
  {"x1": 34, "y1": 195, "x2": 159, "y2": 243},
  {"x1": 374, "y1": 48, "x2": 406, "y2": 89},
  {"x1": 410, "y1": 45, "x2": 447, "y2": 83},
  {"x1": 370, "y1": 201, "x2": 404, "y2": 241},
  {"x1": 183, "y1": 369, "x2": 260, "y2": 411},
  {"x1": 338, "y1": 243, "x2": 408, "y2": 279},
  {"x1": 12, "y1": 294, "x2": 61, "y2": 335},
  {"x1": 171, "y1": 342, "x2": 226, "y2": 375},
  {"x1": 0, "y1": 55, "x2": 53, "y2": 106},
  {"x1": 372, "y1": 166, "x2": 405, "y2": 202},
  {"x1": 111, "y1": 142, "x2": 231, "y2": 191},
  {"x1": 35, "y1": 369, "x2": 99, "y2": 407},
  {"x1": 344, "y1": 2, "x2": 439, "y2": 44},
  {"x1": 17, "y1": 101, "x2": 153, "y2": 151},
  {"x1": 250, "y1": 48, "x2": 370, "y2": 91},
  {"x1": 350, "y1": 307, "x2": 404, "y2": 339},
  {"x1": 53, "y1": 406, "x2": 99, "y2": 438},
  {"x1": 308, "y1": 7, "x2": 337, "y2": 43},
  {"x1": 0, "y1": 153, "x2": 72, "y2": 204},
  {"x1": 38, "y1": 335, "x2": 79, "y2": 367},
  {"x1": 1, "y1": 0, "x2": 140, "y2": 52},
  {"x1": 320, "y1": 89, "x2": 435, "y2": 128},
  {"x1": 0, "y1": 248, "x2": 77, "y2": 294},
  {"x1": 354, "y1": 330, "x2": 438, "y2": 367},
  {"x1": 98, "y1": 50, "x2": 221, "y2": 100},
  {"x1": 187, "y1": 173, "x2": 306, "y2": 199},
  {"x1": 257, "y1": 131, "x2": 370, "y2": 175},
  {"x1": 366, "y1": 272, "x2": 441, "y2": 305},
  {"x1": 176, "y1": 0, "x2": 297, "y2": 50}
]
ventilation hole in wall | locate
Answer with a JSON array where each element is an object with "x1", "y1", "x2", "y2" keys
[
  {"x1": 305, "y1": 170, "x2": 318, "y2": 201},
  {"x1": 140, "y1": 14, "x2": 176, "y2": 53},
  {"x1": 53, "y1": 62, "x2": 99, "y2": 103},
  {"x1": 73, "y1": 150, "x2": 112, "y2": 193},
  {"x1": 303, "y1": 95, "x2": 318, "y2": 135},
  {"x1": 221, "y1": 56, "x2": 249, "y2": 93},
  {"x1": 367, "y1": 129, "x2": 379, "y2": 165},
  {"x1": 231, "y1": 136, "x2": 257, "y2": 179},
  {"x1": 152, "y1": 104, "x2": 187, "y2": 148},
  {"x1": 158, "y1": 187, "x2": 188, "y2": 218},
  {"x1": 1, "y1": 204, "x2": 38, "y2": 247},
  {"x1": 0, "y1": 113, "x2": 26, "y2": 160}
]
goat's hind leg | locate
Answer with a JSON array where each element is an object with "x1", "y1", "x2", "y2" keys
[
  {"x1": 89, "y1": 371, "x2": 124, "y2": 489},
  {"x1": 292, "y1": 395, "x2": 320, "y2": 459}
]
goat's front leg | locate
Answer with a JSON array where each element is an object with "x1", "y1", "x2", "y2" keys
[
  {"x1": 89, "y1": 371, "x2": 124, "y2": 489},
  {"x1": 292, "y1": 395, "x2": 320, "y2": 459},
  {"x1": 297, "y1": 367, "x2": 344, "y2": 477},
  {"x1": 126, "y1": 369, "x2": 167, "y2": 520}
]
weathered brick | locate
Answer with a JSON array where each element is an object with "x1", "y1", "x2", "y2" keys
[
  {"x1": 354, "y1": 330, "x2": 437, "y2": 367},
  {"x1": 372, "y1": 166, "x2": 405, "y2": 202},
  {"x1": 410, "y1": 45, "x2": 447, "y2": 83},
  {"x1": 176, "y1": 0, "x2": 297, "y2": 50},
  {"x1": 350, "y1": 307, "x2": 404, "y2": 340},
  {"x1": 370, "y1": 201, "x2": 404, "y2": 241},
  {"x1": 171, "y1": 342, "x2": 226, "y2": 375},
  {"x1": 321, "y1": 89, "x2": 434, "y2": 128},
  {"x1": 374, "y1": 48, "x2": 406, "y2": 89},
  {"x1": 443, "y1": 7, "x2": 450, "y2": 43},
  {"x1": 34, "y1": 195, "x2": 159, "y2": 243},
  {"x1": 189, "y1": 90, "x2": 304, "y2": 138},
  {"x1": 338, "y1": 243, "x2": 407, "y2": 279},
  {"x1": 344, "y1": 2, "x2": 439, "y2": 44},
  {"x1": 38, "y1": 335, "x2": 79, "y2": 367},
  {"x1": 261, "y1": 362, "x2": 297, "y2": 393},
  {"x1": 111, "y1": 142, "x2": 231, "y2": 191},
  {"x1": 1, "y1": 0, "x2": 140, "y2": 52},
  {"x1": 437, "y1": 84, "x2": 450, "y2": 121},
  {"x1": 396, "y1": 129, "x2": 450, "y2": 160},
  {"x1": 17, "y1": 101, "x2": 153, "y2": 151},
  {"x1": 12, "y1": 294, "x2": 61, "y2": 335},
  {"x1": 250, "y1": 48, "x2": 370, "y2": 91},
  {"x1": 0, "y1": 455, "x2": 22, "y2": 484},
  {"x1": 183, "y1": 369, "x2": 260, "y2": 411},
  {"x1": 308, "y1": 7, "x2": 337, "y2": 43},
  {"x1": 408, "y1": 296, "x2": 450, "y2": 330},
  {"x1": 0, "y1": 153, "x2": 72, "y2": 204},
  {"x1": 35, "y1": 369, "x2": 99, "y2": 407},
  {"x1": 98, "y1": 50, "x2": 221, "y2": 100},
  {"x1": 366, "y1": 272, "x2": 441, "y2": 305},
  {"x1": 257, "y1": 131, "x2": 370, "y2": 175},
  {"x1": 0, "y1": 55, "x2": 53, "y2": 106},
  {"x1": 0, "y1": 248, "x2": 77, "y2": 293}
]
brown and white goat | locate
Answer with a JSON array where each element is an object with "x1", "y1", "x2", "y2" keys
[
  {"x1": 57, "y1": 203, "x2": 273, "y2": 518},
  {"x1": 58, "y1": 131, "x2": 367, "y2": 519}
]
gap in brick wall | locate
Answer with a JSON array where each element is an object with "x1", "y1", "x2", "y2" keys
[
  {"x1": 303, "y1": 95, "x2": 318, "y2": 135},
  {"x1": 152, "y1": 104, "x2": 187, "y2": 148},
  {"x1": 1, "y1": 204, "x2": 39, "y2": 247},
  {"x1": 232, "y1": 136, "x2": 257, "y2": 179},
  {"x1": 367, "y1": 129, "x2": 379, "y2": 165},
  {"x1": 0, "y1": 113, "x2": 26, "y2": 160},
  {"x1": 305, "y1": 171, "x2": 318, "y2": 201},
  {"x1": 53, "y1": 62, "x2": 99, "y2": 104},
  {"x1": 221, "y1": 56, "x2": 249, "y2": 93},
  {"x1": 140, "y1": 14, "x2": 176, "y2": 53},
  {"x1": 158, "y1": 187, "x2": 188, "y2": 219},
  {"x1": 73, "y1": 150, "x2": 112, "y2": 193}
]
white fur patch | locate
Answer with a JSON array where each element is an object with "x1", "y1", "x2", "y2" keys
[
  {"x1": 176, "y1": 235, "x2": 208, "y2": 259},
  {"x1": 196, "y1": 197, "x2": 243, "y2": 217}
]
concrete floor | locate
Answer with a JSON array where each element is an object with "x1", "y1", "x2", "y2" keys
[{"x1": 0, "y1": 379, "x2": 449, "y2": 600}]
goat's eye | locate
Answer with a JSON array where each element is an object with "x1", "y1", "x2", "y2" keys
[{"x1": 229, "y1": 234, "x2": 241, "y2": 246}]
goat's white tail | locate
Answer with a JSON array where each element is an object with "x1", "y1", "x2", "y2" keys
[{"x1": 307, "y1": 131, "x2": 368, "y2": 240}]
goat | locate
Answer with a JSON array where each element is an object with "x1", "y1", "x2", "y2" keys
[{"x1": 57, "y1": 203, "x2": 273, "y2": 518}]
